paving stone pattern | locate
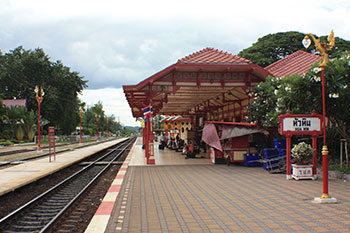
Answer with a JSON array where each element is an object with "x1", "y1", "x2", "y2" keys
[{"x1": 105, "y1": 165, "x2": 350, "y2": 233}]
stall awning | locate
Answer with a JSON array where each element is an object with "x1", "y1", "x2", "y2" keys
[{"x1": 202, "y1": 121, "x2": 265, "y2": 151}]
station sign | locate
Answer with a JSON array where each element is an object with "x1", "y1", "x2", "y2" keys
[
  {"x1": 282, "y1": 117, "x2": 321, "y2": 132},
  {"x1": 278, "y1": 110, "x2": 322, "y2": 179},
  {"x1": 278, "y1": 111, "x2": 323, "y2": 136}
]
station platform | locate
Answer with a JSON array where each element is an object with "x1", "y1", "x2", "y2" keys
[
  {"x1": 86, "y1": 137, "x2": 350, "y2": 233},
  {"x1": 0, "y1": 138, "x2": 128, "y2": 196}
]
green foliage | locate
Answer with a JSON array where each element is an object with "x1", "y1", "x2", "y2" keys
[
  {"x1": 0, "y1": 46, "x2": 88, "y2": 135},
  {"x1": 120, "y1": 128, "x2": 136, "y2": 136},
  {"x1": 0, "y1": 141, "x2": 14, "y2": 146},
  {"x1": 248, "y1": 51, "x2": 350, "y2": 161},
  {"x1": 16, "y1": 125, "x2": 25, "y2": 141},
  {"x1": 291, "y1": 142, "x2": 314, "y2": 165},
  {"x1": 1, "y1": 106, "x2": 37, "y2": 141},
  {"x1": 329, "y1": 164, "x2": 350, "y2": 174},
  {"x1": 23, "y1": 110, "x2": 36, "y2": 141},
  {"x1": 80, "y1": 102, "x2": 122, "y2": 137},
  {"x1": 239, "y1": 31, "x2": 311, "y2": 67},
  {"x1": 238, "y1": 31, "x2": 350, "y2": 67},
  {"x1": 248, "y1": 76, "x2": 280, "y2": 127},
  {"x1": 249, "y1": 51, "x2": 350, "y2": 132}
]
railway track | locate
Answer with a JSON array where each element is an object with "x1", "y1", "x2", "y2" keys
[
  {"x1": 0, "y1": 138, "x2": 119, "y2": 168},
  {"x1": 0, "y1": 137, "x2": 136, "y2": 233}
]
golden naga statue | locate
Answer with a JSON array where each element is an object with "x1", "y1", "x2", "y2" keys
[{"x1": 303, "y1": 30, "x2": 335, "y2": 68}]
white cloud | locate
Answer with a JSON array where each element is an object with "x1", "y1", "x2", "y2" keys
[
  {"x1": 1, "y1": 0, "x2": 350, "y2": 125},
  {"x1": 79, "y1": 88, "x2": 140, "y2": 127}
]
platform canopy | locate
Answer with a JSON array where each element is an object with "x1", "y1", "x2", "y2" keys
[{"x1": 123, "y1": 48, "x2": 272, "y2": 120}]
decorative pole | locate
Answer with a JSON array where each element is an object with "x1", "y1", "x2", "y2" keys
[
  {"x1": 95, "y1": 114, "x2": 100, "y2": 141},
  {"x1": 302, "y1": 30, "x2": 337, "y2": 203},
  {"x1": 34, "y1": 86, "x2": 44, "y2": 151},
  {"x1": 106, "y1": 117, "x2": 109, "y2": 138},
  {"x1": 79, "y1": 106, "x2": 82, "y2": 144}
]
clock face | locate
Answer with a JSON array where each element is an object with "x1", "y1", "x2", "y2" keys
[{"x1": 302, "y1": 38, "x2": 311, "y2": 49}]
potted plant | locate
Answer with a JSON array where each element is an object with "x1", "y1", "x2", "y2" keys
[{"x1": 291, "y1": 142, "x2": 315, "y2": 180}]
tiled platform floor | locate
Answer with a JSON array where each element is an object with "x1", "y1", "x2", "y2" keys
[
  {"x1": 105, "y1": 164, "x2": 350, "y2": 233},
  {"x1": 129, "y1": 138, "x2": 211, "y2": 166}
]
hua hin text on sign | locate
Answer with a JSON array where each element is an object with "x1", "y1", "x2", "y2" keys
[{"x1": 282, "y1": 117, "x2": 321, "y2": 132}]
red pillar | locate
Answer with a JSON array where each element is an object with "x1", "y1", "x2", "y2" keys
[
  {"x1": 286, "y1": 136, "x2": 292, "y2": 179},
  {"x1": 312, "y1": 135, "x2": 317, "y2": 177},
  {"x1": 147, "y1": 113, "x2": 155, "y2": 164},
  {"x1": 37, "y1": 100, "x2": 41, "y2": 151},
  {"x1": 79, "y1": 110, "x2": 82, "y2": 144},
  {"x1": 322, "y1": 146, "x2": 329, "y2": 196},
  {"x1": 144, "y1": 118, "x2": 149, "y2": 158},
  {"x1": 321, "y1": 69, "x2": 329, "y2": 198}
]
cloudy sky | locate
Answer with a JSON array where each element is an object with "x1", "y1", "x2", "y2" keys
[{"x1": 1, "y1": 0, "x2": 349, "y2": 126}]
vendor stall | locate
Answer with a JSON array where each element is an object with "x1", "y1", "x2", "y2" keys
[{"x1": 202, "y1": 121, "x2": 266, "y2": 164}]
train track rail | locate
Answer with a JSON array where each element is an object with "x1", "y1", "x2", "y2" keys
[
  {"x1": 0, "y1": 141, "x2": 89, "y2": 157},
  {"x1": 0, "y1": 137, "x2": 136, "y2": 233}
]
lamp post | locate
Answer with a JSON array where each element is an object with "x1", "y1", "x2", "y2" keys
[
  {"x1": 34, "y1": 86, "x2": 44, "y2": 151},
  {"x1": 79, "y1": 106, "x2": 82, "y2": 144},
  {"x1": 302, "y1": 30, "x2": 337, "y2": 203},
  {"x1": 95, "y1": 114, "x2": 100, "y2": 141}
]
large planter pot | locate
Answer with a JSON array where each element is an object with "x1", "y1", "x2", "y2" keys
[{"x1": 292, "y1": 164, "x2": 315, "y2": 180}]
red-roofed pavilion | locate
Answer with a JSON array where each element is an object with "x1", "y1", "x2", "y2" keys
[
  {"x1": 123, "y1": 48, "x2": 271, "y2": 163},
  {"x1": 124, "y1": 48, "x2": 271, "y2": 121}
]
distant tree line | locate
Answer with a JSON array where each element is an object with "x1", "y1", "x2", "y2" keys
[
  {"x1": 238, "y1": 31, "x2": 350, "y2": 67},
  {"x1": 0, "y1": 46, "x2": 125, "y2": 142}
]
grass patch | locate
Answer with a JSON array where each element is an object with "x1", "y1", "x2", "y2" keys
[
  {"x1": 0, "y1": 141, "x2": 14, "y2": 146},
  {"x1": 329, "y1": 164, "x2": 350, "y2": 174}
]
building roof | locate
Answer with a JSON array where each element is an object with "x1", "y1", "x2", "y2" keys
[
  {"x1": 265, "y1": 50, "x2": 322, "y2": 77},
  {"x1": 177, "y1": 47, "x2": 252, "y2": 64},
  {"x1": 161, "y1": 116, "x2": 191, "y2": 123},
  {"x1": 123, "y1": 47, "x2": 271, "y2": 118},
  {"x1": 2, "y1": 99, "x2": 27, "y2": 108}
]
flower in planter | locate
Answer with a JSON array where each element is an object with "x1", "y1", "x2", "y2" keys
[{"x1": 291, "y1": 142, "x2": 314, "y2": 165}]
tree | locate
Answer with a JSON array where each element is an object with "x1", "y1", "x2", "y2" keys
[
  {"x1": 238, "y1": 31, "x2": 350, "y2": 67},
  {"x1": 294, "y1": 52, "x2": 350, "y2": 140},
  {"x1": 106, "y1": 115, "x2": 122, "y2": 135},
  {"x1": 23, "y1": 109, "x2": 36, "y2": 141},
  {"x1": 0, "y1": 97, "x2": 7, "y2": 138},
  {"x1": 80, "y1": 102, "x2": 122, "y2": 137},
  {"x1": 0, "y1": 46, "x2": 88, "y2": 135},
  {"x1": 248, "y1": 51, "x2": 350, "y2": 160}
]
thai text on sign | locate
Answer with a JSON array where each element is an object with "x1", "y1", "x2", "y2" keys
[{"x1": 283, "y1": 117, "x2": 321, "y2": 132}]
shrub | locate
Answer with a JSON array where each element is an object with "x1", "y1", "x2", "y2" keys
[{"x1": 291, "y1": 142, "x2": 314, "y2": 165}]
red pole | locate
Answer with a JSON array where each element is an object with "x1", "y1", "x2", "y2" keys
[
  {"x1": 35, "y1": 86, "x2": 44, "y2": 151},
  {"x1": 37, "y1": 100, "x2": 41, "y2": 151},
  {"x1": 145, "y1": 116, "x2": 149, "y2": 158},
  {"x1": 148, "y1": 112, "x2": 155, "y2": 164},
  {"x1": 322, "y1": 69, "x2": 326, "y2": 145},
  {"x1": 321, "y1": 69, "x2": 329, "y2": 198},
  {"x1": 79, "y1": 110, "x2": 82, "y2": 144},
  {"x1": 312, "y1": 135, "x2": 317, "y2": 176},
  {"x1": 286, "y1": 136, "x2": 291, "y2": 179},
  {"x1": 97, "y1": 118, "x2": 100, "y2": 141}
]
